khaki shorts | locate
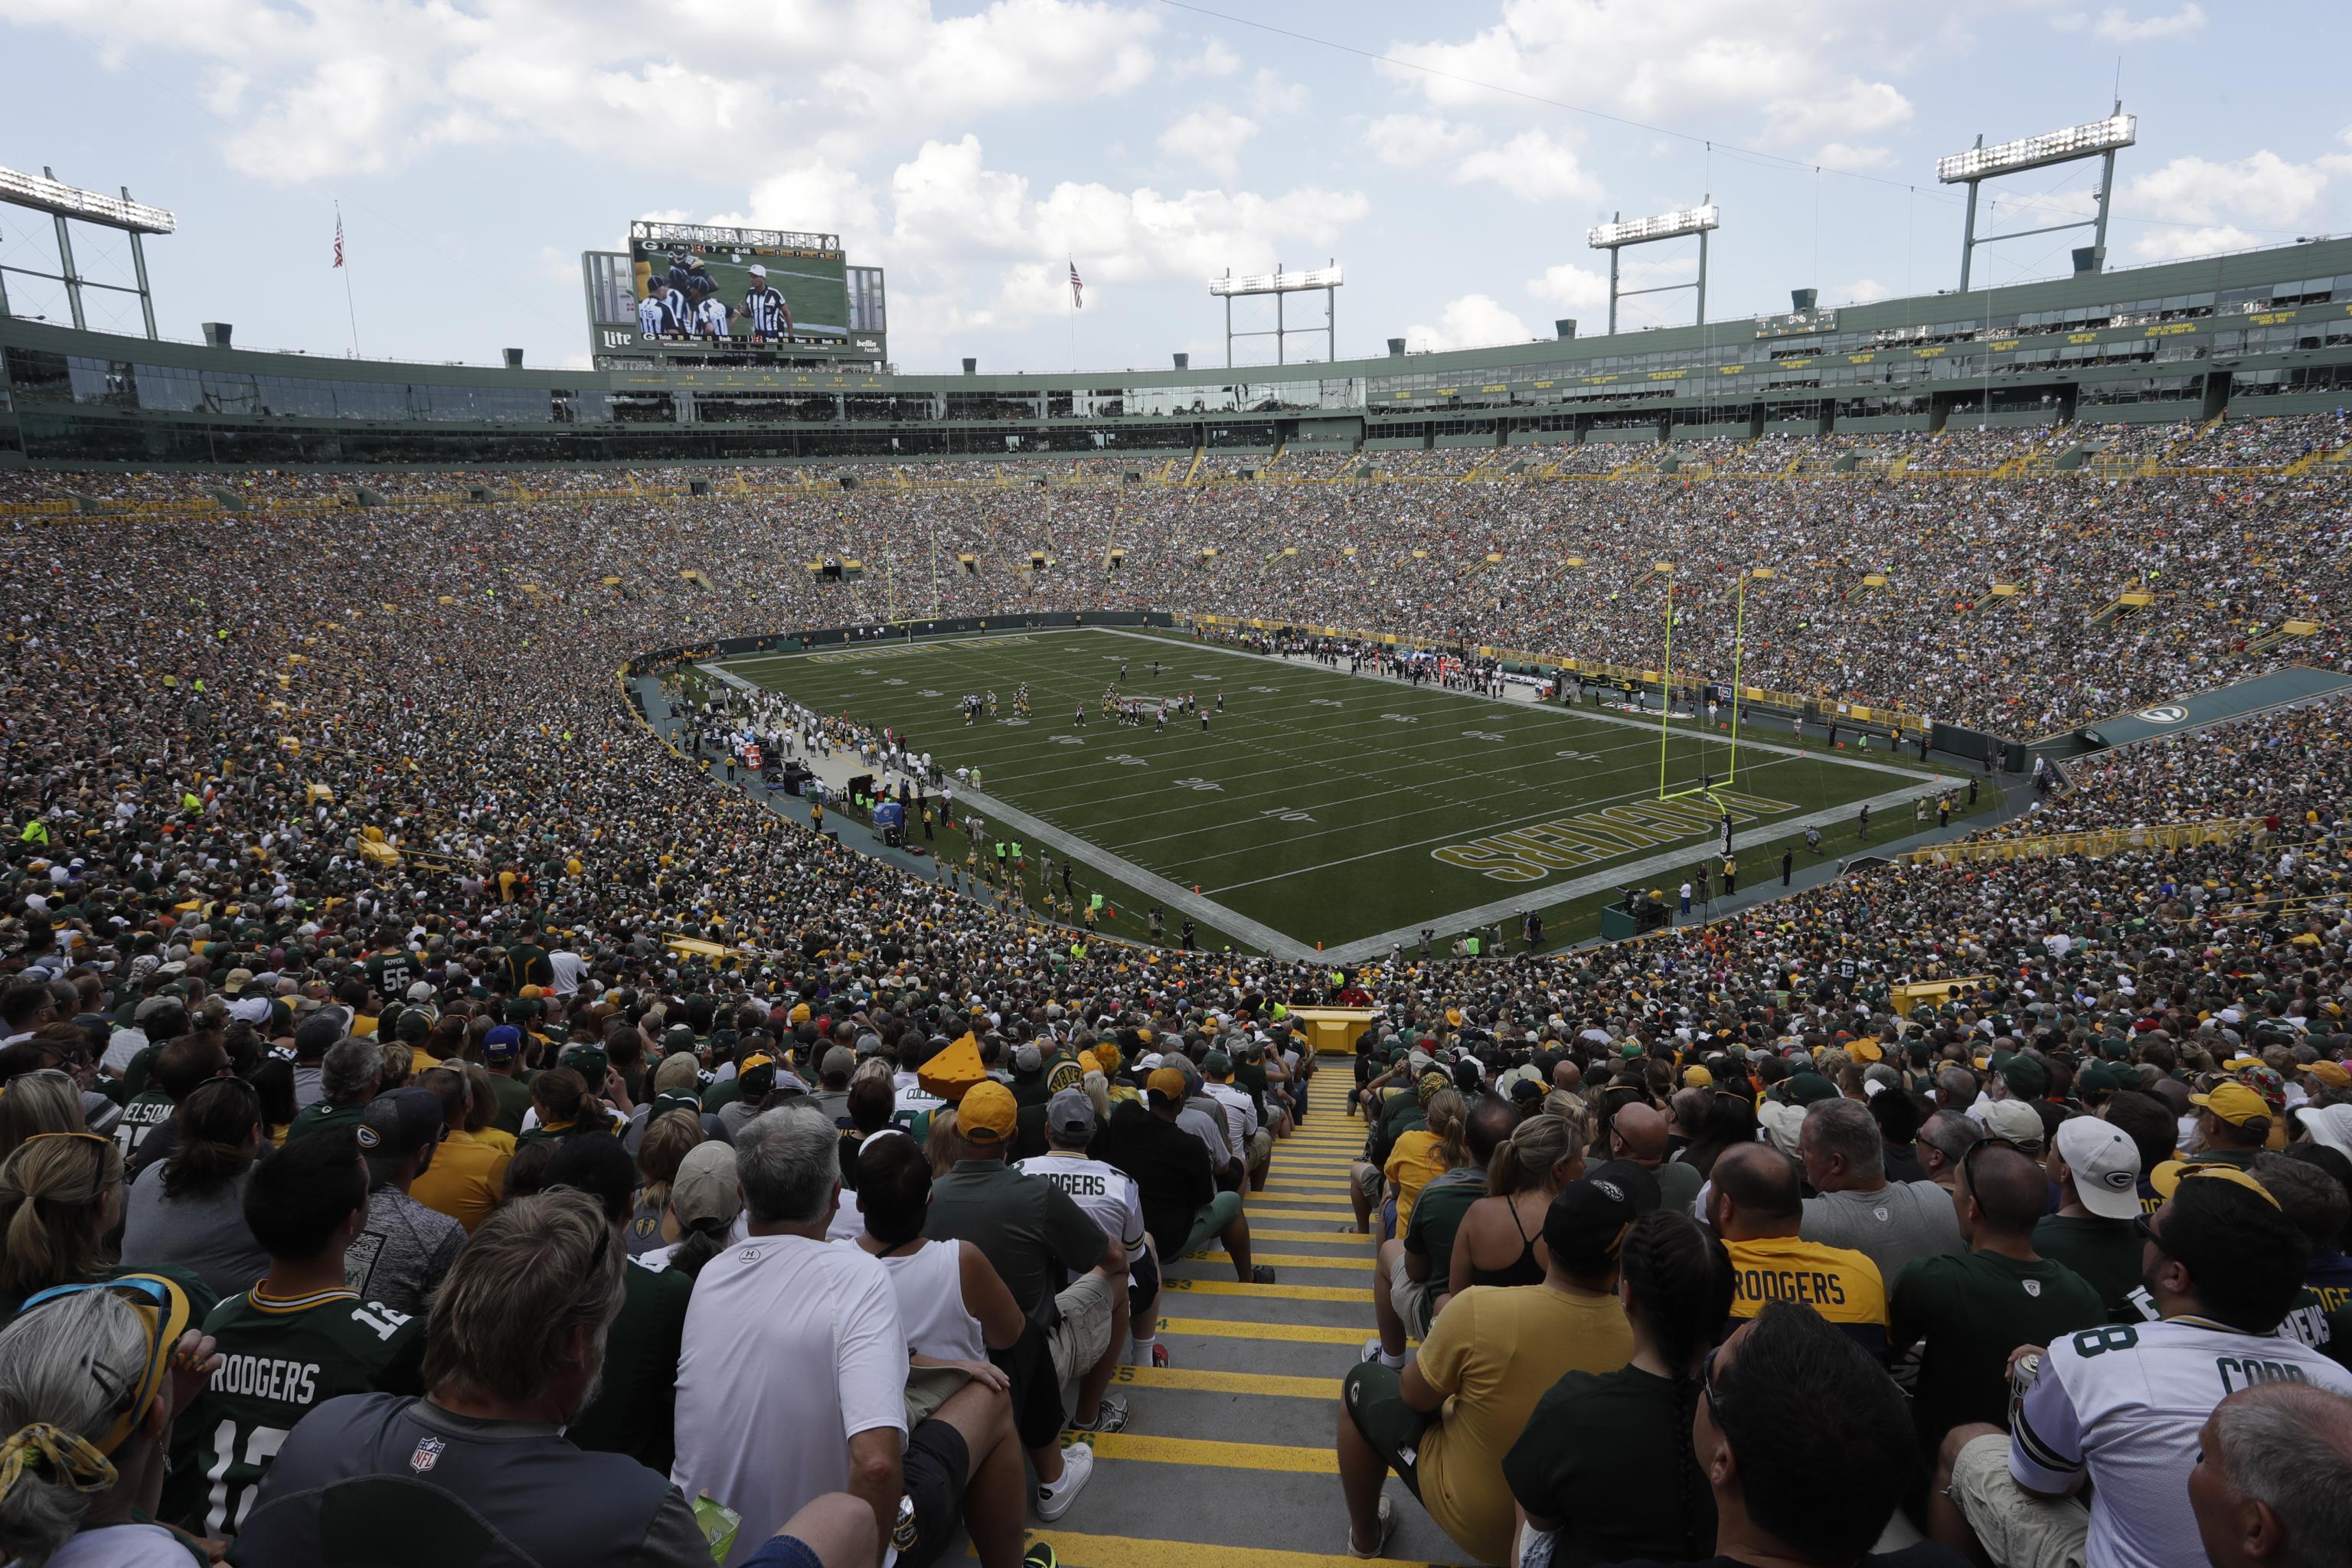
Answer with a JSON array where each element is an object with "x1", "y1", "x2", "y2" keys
[
  {"x1": 903, "y1": 1364, "x2": 972, "y2": 1427},
  {"x1": 1246, "y1": 1128, "x2": 1273, "y2": 1171},
  {"x1": 1354, "y1": 1162, "x2": 1384, "y2": 1202},
  {"x1": 1946, "y1": 1434, "x2": 2089, "y2": 1568},
  {"x1": 1048, "y1": 1269, "x2": 1116, "y2": 1386},
  {"x1": 1383, "y1": 1250, "x2": 1435, "y2": 1339}
]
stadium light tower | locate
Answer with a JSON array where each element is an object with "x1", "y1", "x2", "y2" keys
[
  {"x1": 1587, "y1": 200, "x2": 1718, "y2": 335},
  {"x1": 1938, "y1": 107, "x2": 2135, "y2": 292},
  {"x1": 1209, "y1": 262, "x2": 1342, "y2": 368},
  {"x1": 0, "y1": 165, "x2": 175, "y2": 338}
]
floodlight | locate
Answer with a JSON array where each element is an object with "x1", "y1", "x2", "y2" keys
[
  {"x1": 1587, "y1": 206, "x2": 1719, "y2": 250},
  {"x1": 1209, "y1": 266, "x2": 1344, "y2": 296},
  {"x1": 1936, "y1": 116, "x2": 2135, "y2": 183},
  {"x1": 0, "y1": 165, "x2": 175, "y2": 234}
]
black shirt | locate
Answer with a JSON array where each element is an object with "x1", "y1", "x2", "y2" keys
[
  {"x1": 1506, "y1": 1365, "x2": 1714, "y2": 1568},
  {"x1": 1089, "y1": 1101, "x2": 1213, "y2": 1259}
]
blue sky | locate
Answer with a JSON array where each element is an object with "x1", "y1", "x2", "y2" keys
[{"x1": 4, "y1": 0, "x2": 2348, "y2": 374}]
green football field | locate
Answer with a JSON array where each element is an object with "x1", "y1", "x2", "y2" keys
[{"x1": 713, "y1": 628, "x2": 1975, "y2": 959}]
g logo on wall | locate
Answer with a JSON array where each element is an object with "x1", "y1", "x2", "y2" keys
[{"x1": 2135, "y1": 706, "x2": 2188, "y2": 725}]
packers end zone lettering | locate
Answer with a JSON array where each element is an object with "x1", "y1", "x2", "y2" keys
[{"x1": 1430, "y1": 789, "x2": 1798, "y2": 883}]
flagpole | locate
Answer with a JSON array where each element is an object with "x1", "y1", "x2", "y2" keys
[{"x1": 336, "y1": 200, "x2": 361, "y2": 358}]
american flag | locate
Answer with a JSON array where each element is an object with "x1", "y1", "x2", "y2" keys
[
  {"x1": 1069, "y1": 260, "x2": 1083, "y2": 309},
  {"x1": 333, "y1": 216, "x2": 344, "y2": 270}
]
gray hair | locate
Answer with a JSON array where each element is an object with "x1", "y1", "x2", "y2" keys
[
  {"x1": 1803, "y1": 1098, "x2": 1883, "y2": 1174},
  {"x1": 2209, "y1": 1383, "x2": 2352, "y2": 1568},
  {"x1": 0, "y1": 1289, "x2": 150, "y2": 1565},
  {"x1": 735, "y1": 1104, "x2": 840, "y2": 1225},
  {"x1": 321, "y1": 1036, "x2": 381, "y2": 1105},
  {"x1": 1863, "y1": 1063, "x2": 1903, "y2": 1095},
  {"x1": 1935, "y1": 1067, "x2": 1980, "y2": 1103},
  {"x1": 1918, "y1": 1109, "x2": 1987, "y2": 1167}
]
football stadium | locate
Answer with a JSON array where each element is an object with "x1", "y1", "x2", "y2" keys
[{"x1": 6, "y1": 18, "x2": 2352, "y2": 1568}]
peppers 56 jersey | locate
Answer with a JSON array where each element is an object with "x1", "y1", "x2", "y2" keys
[{"x1": 168, "y1": 1285, "x2": 426, "y2": 1538}]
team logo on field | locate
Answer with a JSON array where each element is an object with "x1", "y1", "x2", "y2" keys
[{"x1": 410, "y1": 1436, "x2": 446, "y2": 1475}]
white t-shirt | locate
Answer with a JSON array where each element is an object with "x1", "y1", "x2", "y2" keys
[
  {"x1": 671, "y1": 1233, "x2": 907, "y2": 1566},
  {"x1": 37, "y1": 1523, "x2": 192, "y2": 1567},
  {"x1": 2010, "y1": 1315, "x2": 2352, "y2": 1568},
  {"x1": 1015, "y1": 1152, "x2": 1147, "y2": 1254}
]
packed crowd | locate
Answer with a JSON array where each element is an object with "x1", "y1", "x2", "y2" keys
[{"x1": 0, "y1": 418, "x2": 2349, "y2": 1565}]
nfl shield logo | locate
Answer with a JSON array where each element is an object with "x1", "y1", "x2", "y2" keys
[
  {"x1": 410, "y1": 1435, "x2": 446, "y2": 1475},
  {"x1": 2023, "y1": 1279, "x2": 2042, "y2": 1298}
]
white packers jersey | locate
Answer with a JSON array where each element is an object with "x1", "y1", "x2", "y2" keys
[
  {"x1": 890, "y1": 1083, "x2": 946, "y2": 1131},
  {"x1": 2010, "y1": 1315, "x2": 2352, "y2": 1568},
  {"x1": 1015, "y1": 1152, "x2": 1146, "y2": 1253}
]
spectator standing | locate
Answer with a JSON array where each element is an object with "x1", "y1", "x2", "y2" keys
[
  {"x1": 119, "y1": 1076, "x2": 270, "y2": 1298},
  {"x1": 162, "y1": 1129, "x2": 424, "y2": 1538},
  {"x1": 541, "y1": 1134, "x2": 691, "y2": 1478},
  {"x1": 233, "y1": 1190, "x2": 710, "y2": 1567},
  {"x1": 345, "y1": 1087, "x2": 464, "y2": 1317},
  {"x1": 671, "y1": 1105, "x2": 893, "y2": 1556},
  {"x1": 283, "y1": 1037, "x2": 379, "y2": 1144},
  {"x1": 406, "y1": 1065, "x2": 510, "y2": 1234}
]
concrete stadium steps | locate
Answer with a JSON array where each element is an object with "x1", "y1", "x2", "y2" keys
[{"x1": 1017, "y1": 1112, "x2": 1473, "y2": 1568}]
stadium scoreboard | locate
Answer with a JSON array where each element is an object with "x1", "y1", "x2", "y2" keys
[{"x1": 583, "y1": 220, "x2": 887, "y2": 368}]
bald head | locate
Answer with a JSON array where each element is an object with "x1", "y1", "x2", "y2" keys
[
  {"x1": 1710, "y1": 1142, "x2": 1803, "y2": 1240},
  {"x1": 1958, "y1": 1142, "x2": 2047, "y2": 1234},
  {"x1": 1552, "y1": 1060, "x2": 1582, "y2": 1093},
  {"x1": 1611, "y1": 1102, "x2": 1668, "y2": 1166}
]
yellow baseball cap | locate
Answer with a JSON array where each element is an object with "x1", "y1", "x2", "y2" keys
[
  {"x1": 2188, "y1": 1083, "x2": 2270, "y2": 1126},
  {"x1": 2148, "y1": 1161, "x2": 2279, "y2": 1206},
  {"x1": 959, "y1": 1081, "x2": 1018, "y2": 1145}
]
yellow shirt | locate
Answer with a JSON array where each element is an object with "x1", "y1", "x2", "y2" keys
[
  {"x1": 409, "y1": 1129, "x2": 514, "y2": 1233},
  {"x1": 1383, "y1": 1131, "x2": 1448, "y2": 1236},
  {"x1": 1723, "y1": 1233, "x2": 1889, "y2": 1357},
  {"x1": 1416, "y1": 1284, "x2": 1634, "y2": 1564}
]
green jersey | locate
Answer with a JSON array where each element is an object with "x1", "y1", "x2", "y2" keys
[
  {"x1": 169, "y1": 1285, "x2": 425, "y2": 1537},
  {"x1": 364, "y1": 949, "x2": 420, "y2": 999}
]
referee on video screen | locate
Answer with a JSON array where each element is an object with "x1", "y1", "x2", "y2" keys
[{"x1": 743, "y1": 264, "x2": 792, "y2": 345}]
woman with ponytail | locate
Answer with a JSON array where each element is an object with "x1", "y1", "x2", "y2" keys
[
  {"x1": 1382, "y1": 1088, "x2": 1472, "y2": 1237},
  {"x1": 1502, "y1": 1208, "x2": 1733, "y2": 1567},
  {"x1": 1449, "y1": 1112, "x2": 1581, "y2": 1298},
  {"x1": 119, "y1": 1077, "x2": 269, "y2": 1295}
]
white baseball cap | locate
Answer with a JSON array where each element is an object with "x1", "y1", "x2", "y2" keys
[
  {"x1": 2054, "y1": 1117, "x2": 2143, "y2": 1220},
  {"x1": 747, "y1": 264, "x2": 766, "y2": 276}
]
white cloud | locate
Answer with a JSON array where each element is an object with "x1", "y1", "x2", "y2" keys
[
  {"x1": 1158, "y1": 106, "x2": 1259, "y2": 181},
  {"x1": 1176, "y1": 37, "x2": 1240, "y2": 76},
  {"x1": 2131, "y1": 224, "x2": 2264, "y2": 261},
  {"x1": 879, "y1": 135, "x2": 1367, "y2": 342},
  {"x1": 1456, "y1": 129, "x2": 1600, "y2": 203},
  {"x1": 1817, "y1": 143, "x2": 1897, "y2": 172},
  {"x1": 0, "y1": 0, "x2": 1165, "y2": 182},
  {"x1": 1382, "y1": 2, "x2": 1919, "y2": 147},
  {"x1": 2126, "y1": 150, "x2": 2330, "y2": 226},
  {"x1": 1832, "y1": 278, "x2": 1893, "y2": 305},
  {"x1": 1403, "y1": 294, "x2": 1534, "y2": 352},
  {"x1": 2093, "y1": 4, "x2": 2205, "y2": 43},
  {"x1": 1527, "y1": 263, "x2": 1611, "y2": 310},
  {"x1": 1249, "y1": 68, "x2": 1308, "y2": 118},
  {"x1": 1763, "y1": 79, "x2": 1914, "y2": 149},
  {"x1": 1364, "y1": 113, "x2": 1485, "y2": 168}
]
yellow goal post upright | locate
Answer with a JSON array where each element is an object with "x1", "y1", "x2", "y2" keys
[{"x1": 1655, "y1": 565, "x2": 1775, "y2": 812}]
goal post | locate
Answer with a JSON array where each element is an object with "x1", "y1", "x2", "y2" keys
[{"x1": 1655, "y1": 566, "x2": 1775, "y2": 808}]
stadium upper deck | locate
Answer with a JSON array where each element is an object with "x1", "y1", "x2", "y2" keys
[{"x1": 5, "y1": 237, "x2": 2352, "y2": 468}]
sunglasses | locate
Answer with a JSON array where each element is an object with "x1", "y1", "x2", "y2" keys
[
  {"x1": 1961, "y1": 1135, "x2": 2026, "y2": 1191},
  {"x1": 1701, "y1": 1343, "x2": 1727, "y2": 1429},
  {"x1": 15, "y1": 1273, "x2": 192, "y2": 1458},
  {"x1": 2135, "y1": 1214, "x2": 2171, "y2": 1255}
]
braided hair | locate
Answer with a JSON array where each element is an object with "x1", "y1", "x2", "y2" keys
[{"x1": 1618, "y1": 1209, "x2": 1734, "y2": 1558}]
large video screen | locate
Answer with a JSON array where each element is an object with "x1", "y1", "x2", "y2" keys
[{"x1": 616, "y1": 220, "x2": 884, "y2": 357}]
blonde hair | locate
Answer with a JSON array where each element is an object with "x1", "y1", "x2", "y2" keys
[
  {"x1": 0, "y1": 1073, "x2": 85, "y2": 1166},
  {"x1": 422, "y1": 1189, "x2": 623, "y2": 1407},
  {"x1": 1491, "y1": 1112, "x2": 1579, "y2": 1197},
  {"x1": 0, "y1": 1137, "x2": 122, "y2": 1306},
  {"x1": 1426, "y1": 1089, "x2": 1472, "y2": 1172},
  {"x1": 460, "y1": 1062, "x2": 501, "y2": 1135},
  {"x1": 923, "y1": 1108, "x2": 959, "y2": 1179},
  {"x1": 635, "y1": 1110, "x2": 702, "y2": 1213}
]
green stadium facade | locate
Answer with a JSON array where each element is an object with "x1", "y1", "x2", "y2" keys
[{"x1": 5, "y1": 237, "x2": 2352, "y2": 469}]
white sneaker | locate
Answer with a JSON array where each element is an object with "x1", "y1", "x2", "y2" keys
[{"x1": 1035, "y1": 1442, "x2": 1094, "y2": 1521}]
